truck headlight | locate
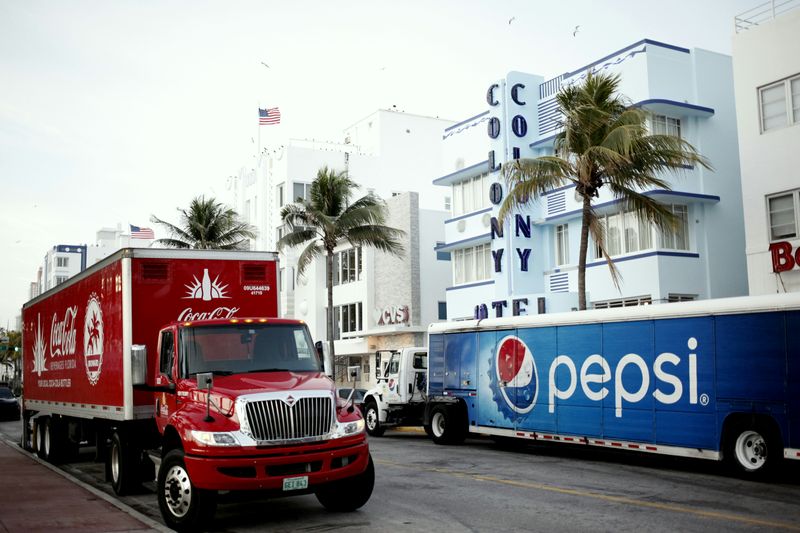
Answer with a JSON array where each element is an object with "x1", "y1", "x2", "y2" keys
[
  {"x1": 332, "y1": 419, "x2": 365, "y2": 439},
  {"x1": 191, "y1": 430, "x2": 240, "y2": 446}
]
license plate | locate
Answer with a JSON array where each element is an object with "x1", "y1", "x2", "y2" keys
[{"x1": 282, "y1": 476, "x2": 309, "y2": 491}]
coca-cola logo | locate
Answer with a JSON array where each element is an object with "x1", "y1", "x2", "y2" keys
[
  {"x1": 50, "y1": 306, "x2": 78, "y2": 357},
  {"x1": 178, "y1": 306, "x2": 241, "y2": 322}
]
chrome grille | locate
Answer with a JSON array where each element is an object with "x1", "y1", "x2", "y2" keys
[{"x1": 244, "y1": 396, "x2": 333, "y2": 442}]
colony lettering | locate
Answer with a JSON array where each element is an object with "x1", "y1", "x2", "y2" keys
[{"x1": 492, "y1": 335, "x2": 705, "y2": 419}]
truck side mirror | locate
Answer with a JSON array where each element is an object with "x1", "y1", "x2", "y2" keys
[
  {"x1": 197, "y1": 372, "x2": 214, "y2": 422},
  {"x1": 347, "y1": 365, "x2": 361, "y2": 382}
]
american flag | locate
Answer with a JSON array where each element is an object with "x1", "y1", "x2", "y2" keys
[
  {"x1": 130, "y1": 224, "x2": 155, "y2": 239},
  {"x1": 259, "y1": 107, "x2": 281, "y2": 125}
]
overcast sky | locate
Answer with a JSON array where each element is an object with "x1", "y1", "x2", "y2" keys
[{"x1": 0, "y1": 0, "x2": 756, "y2": 328}]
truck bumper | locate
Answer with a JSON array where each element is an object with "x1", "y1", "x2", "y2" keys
[{"x1": 184, "y1": 438, "x2": 370, "y2": 491}]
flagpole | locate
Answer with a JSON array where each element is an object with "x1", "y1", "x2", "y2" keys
[{"x1": 257, "y1": 102, "x2": 261, "y2": 160}]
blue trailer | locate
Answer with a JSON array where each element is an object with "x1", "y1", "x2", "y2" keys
[{"x1": 425, "y1": 293, "x2": 800, "y2": 476}]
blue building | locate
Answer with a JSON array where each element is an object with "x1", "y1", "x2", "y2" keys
[{"x1": 435, "y1": 39, "x2": 748, "y2": 320}]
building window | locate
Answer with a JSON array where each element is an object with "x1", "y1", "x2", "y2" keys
[
  {"x1": 767, "y1": 190, "x2": 798, "y2": 240},
  {"x1": 293, "y1": 182, "x2": 311, "y2": 202},
  {"x1": 56, "y1": 257, "x2": 69, "y2": 268},
  {"x1": 336, "y1": 302, "x2": 363, "y2": 335},
  {"x1": 651, "y1": 114, "x2": 681, "y2": 138},
  {"x1": 555, "y1": 224, "x2": 569, "y2": 265},
  {"x1": 438, "y1": 301, "x2": 447, "y2": 320},
  {"x1": 760, "y1": 75, "x2": 800, "y2": 132},
  {"x1": 333, "y1": 247, "x2": 362, "y2": 286},
  {"x1": 451, "y1": 173, "x2": 490, "y2": 216},
  {"x1": 593, "y1": 295, "x2": 652, "y2": 309},
  {"x1": 444, "y1": 196, "x2": 451, "y2": 211},
  {"x1": 277, "y1": 184, "x2": 284, "y2": 207},
  {"x1": 436, "y1": 242, "x2": 451, "y2": 261},
  {"x1": 660, "y1": 205, "x2": 690, "y2": 251},
  {"x1": 453, "y1": 243, "x2": 491, "y2": 285},
  {"x1": 594, "y1": 208, "x2": 660, "y2": 258},
  {"x1": 54, "y1": 275, "x2": 68, "y2": 286}
]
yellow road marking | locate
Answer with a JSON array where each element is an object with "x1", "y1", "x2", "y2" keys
[{"x1": 376, "y1": 459, "x2": 800, "y2": 531}]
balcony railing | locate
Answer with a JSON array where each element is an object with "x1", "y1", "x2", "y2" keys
[{"x1": 735, "y1": 0, "x2": 800, "y2": 32}]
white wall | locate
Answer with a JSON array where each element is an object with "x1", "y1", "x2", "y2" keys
[{"x1": 733, "y1": 10, "x2": 800, "y2": 294}]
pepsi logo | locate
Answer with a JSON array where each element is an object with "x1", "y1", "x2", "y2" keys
[{"x1": 495, "y1": 336, "x2": 538, "y2": 415}]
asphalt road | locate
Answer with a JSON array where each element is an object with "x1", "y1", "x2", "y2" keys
[{"x1": 2, "y1": 419, "x2": 799, "y2": 532}]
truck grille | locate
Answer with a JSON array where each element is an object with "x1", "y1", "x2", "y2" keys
[{"x1": 244, "y1": 396, "x2": 333, "y2": 442}]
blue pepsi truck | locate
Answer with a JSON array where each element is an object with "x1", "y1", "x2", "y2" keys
[{"x1": 420, "y1": 293, "x2": 800, "y2": 476}]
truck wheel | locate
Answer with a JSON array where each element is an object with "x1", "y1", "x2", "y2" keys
[
  {"x1": 315, "y1": 454, "x2": 375, "y2": 512},
  {"x1": 364, "y1": 401, "x2": 385, "y2": 437},
  {"x1": 158, "y1": 449, "x2": 217, "y2": 532},
  {"x1": 36, "y1": 417, "x2": 53, "y2": 461},
  {"x1": 110, "y1": 431, "x2": 140, "y2": 495},
  {"x1": 430, "y1": 405, "x2": 466, "y2": 445},
  {"x1": 726, "y1": 422, "x2": 778, "y2": 477}
]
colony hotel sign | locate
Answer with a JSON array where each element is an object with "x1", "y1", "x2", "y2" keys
[{"x1": 769, "y1": 241, "x2": 800, "y2": 272}]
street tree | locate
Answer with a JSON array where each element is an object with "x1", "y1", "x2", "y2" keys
[
  {"x1": 151, "y1": 196, "x2": 257, "y2": 249},
  {"x1": 500, "y1": 72, "x2": 711, "y2": 310},
  {"x1": 277, "y1": 166, "x2": 404, "y2": 368}
]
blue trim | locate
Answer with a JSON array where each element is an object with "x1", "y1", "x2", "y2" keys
[
  {"x1": 444, "y1": 207, "x2": 493, "y2": 224},
  {"x1": 586, "y1": 250, "x2": 699, "y2": 268},
  {"x1": 635, "y1": 99, "x2": 715, "y2": 116},
  {"x1": 543, "y1": 190, "x2": 720, "y2": 223},
  {"x1": 564, "y1": 39, "x2": 690, "y2": 79},
  {"x1": 433, "y1": 160, "x2": 489, "y2": 186},
  {"x1": 444, "y1": 111, "x2": 490, "y2": 132},
  {"x1": 446, "y1": 280, "x2": 495, "y2": 292},
  {"x1": 434, "y1": 233, "x2": 491, "y2": 251}
]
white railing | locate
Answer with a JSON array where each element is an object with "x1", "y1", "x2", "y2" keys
[{"x1": 735, "y1": 0, "x2": 800, "y2": 32}]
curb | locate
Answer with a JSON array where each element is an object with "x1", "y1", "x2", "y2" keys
[{"x1": 0, "y1": 434, "x2": 172, "y2": 533}]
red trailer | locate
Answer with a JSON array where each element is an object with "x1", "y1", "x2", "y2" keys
[{"x1": 21, "y1": 248, "x2": 372, "y2": 530}]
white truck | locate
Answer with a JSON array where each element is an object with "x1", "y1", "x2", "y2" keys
[{"x1": 362, "y1": 348, "x2": 467, "y2": 444}]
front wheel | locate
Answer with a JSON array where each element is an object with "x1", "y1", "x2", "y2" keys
[
  {"x1": 726, "y1": 424, "x2": 777, "y2": 477},
  {"x1": 429, "y1": 405, "x2": 466, "y2": 445},
  {"x1": 364, "y1": 401, "x2": 385, "y2": 437},
  {"x1": 157, "y1": 449, "x2": 217, "y2": 532},
  {"x1": 315, "y1": 454, "x2": 375, "y2": 511}
]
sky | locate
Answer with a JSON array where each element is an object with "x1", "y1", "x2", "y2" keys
[{"x1": 0, "y1": 0, "x2": 757, "y2": 328}]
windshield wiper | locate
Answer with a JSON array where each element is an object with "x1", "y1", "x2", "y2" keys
[
  {"x1": 246, "y1": 368, "x2": 291, "y2": 373},
  {"x1": 208, "y1": 370, "x2": 234, "y2": 376}
]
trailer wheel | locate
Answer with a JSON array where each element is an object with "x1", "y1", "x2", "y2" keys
[
  {"x1": 315, "y1": 454, "x2": 374, "y2": 512},
  {"x1": 36, "y1": 417, "x2": 52, "y2": 461},
  {"x1": 725, "y1": 421, "x2": 779, "y2": 478},
  {"x1": 158, "y1": 449, "x2": 217, "y2": 532},
  {"x1": 429, "y1": 405, "x2": 466, "y2": 445},
  {"x1": 110, "y1": 431, "x2": 141, "y2": 495},
  {"x1": 364, "y1": 401, "x2": 385, "y2": 437}
]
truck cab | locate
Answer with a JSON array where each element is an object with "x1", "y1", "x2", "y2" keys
[{"x1": 362, "y1": 347, "x2": 428, "y2": 436}]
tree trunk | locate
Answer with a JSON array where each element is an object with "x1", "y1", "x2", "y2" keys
[
  {"x1": 326, "y1": 250, "x2": 335, "y2": 378},
  {"x1": 577, "y1": 194, "x2": 592, "y2": 311}
]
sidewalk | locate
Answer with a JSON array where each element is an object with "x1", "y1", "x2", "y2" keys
[{"x1": 0, "y1": 437, "x2": 163, "y2": 532}]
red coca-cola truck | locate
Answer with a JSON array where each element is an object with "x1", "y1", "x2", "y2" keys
[{"x1": 21, "y1": 248, "x2": 373, "y2": 530}]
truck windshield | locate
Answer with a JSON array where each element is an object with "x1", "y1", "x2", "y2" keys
[{"x1": 180, "y1": 323, "x2": 321, "y2": 377}]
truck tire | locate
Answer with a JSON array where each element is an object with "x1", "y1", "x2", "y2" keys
[
  {"x1": 364, "y1": 401, "x2": 385, "y2": 437},
  {"x1": 158, "y1": 449, "x2": 217, "y2": 532},
  {"x1": 36, "y1": 417, "x2": 53, "y2": 461},
  {"x1": 315, "y1": 454, "x2": 375, "y2": 511},
  {"x1": 429, "y1": 404, "x2": 467, "y2": 445},
  {"x1": 110, "y1": 431, "x2": 140, "y2": 495},
  {"x1": 725, "y1": 421, "x2": 779, "y2": 478}
]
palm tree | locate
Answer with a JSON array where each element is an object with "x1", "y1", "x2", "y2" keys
[
  {"x1": 500, "y1": 72, "x2": 711, "y2": 310},
  {"x1": 151, "y1": 196, "x2": 257, "y2": 249},
  {"x1": 277, "y1": 166, "x2": 404, "y2": 367}
]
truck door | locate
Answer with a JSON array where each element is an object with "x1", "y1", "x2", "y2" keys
[
  {"x1": 383, "y1": 352, "x2": 402, "y2": 404},
  {"x1": 154, "y1": 328, "x2": 178, "y2": 434}
]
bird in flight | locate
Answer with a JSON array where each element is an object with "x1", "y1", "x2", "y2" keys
[
  {"x1": 260, "y1": 61, "x2": 270, "y2": 68},
  {"x1": 573, "y1": 25, "x2": 580, "y2": 36},
  {"x1": 508, "y1": 16, "x2": 516, "y2": 25}
]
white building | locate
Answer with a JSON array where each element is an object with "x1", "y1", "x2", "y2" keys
[
  {"x1": 436, "y1": 39, "x2": 749, "y2": 319},
  {"x1": 733, "y1": 2, "x2": 800, "y2": 294},
  {"x1": 232, "y1": 109, "x2": 455, "y2": 386}
]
